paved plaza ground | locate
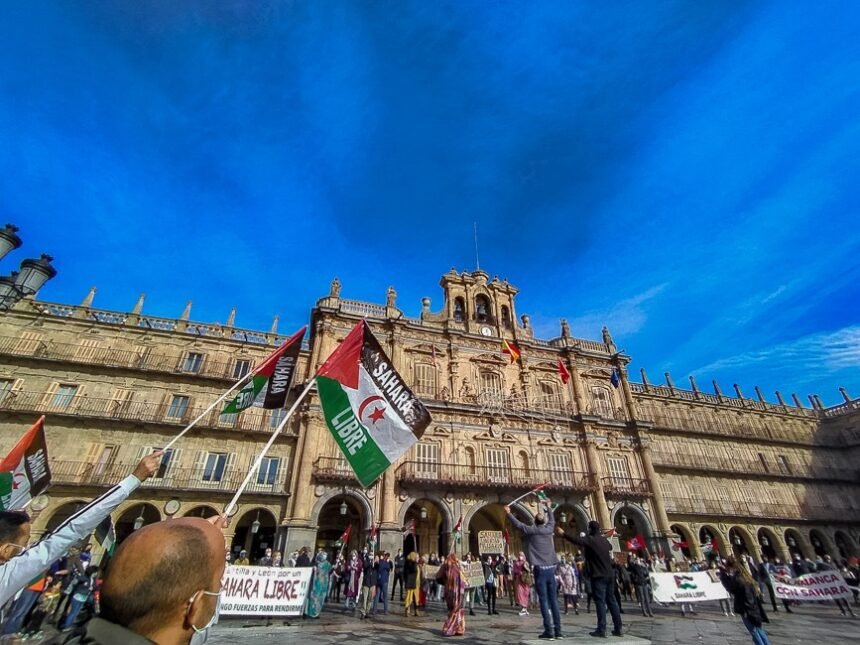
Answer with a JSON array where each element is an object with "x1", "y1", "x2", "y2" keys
[{"x1": 209, "y1": 597, "x2": 858, "y2": 644}]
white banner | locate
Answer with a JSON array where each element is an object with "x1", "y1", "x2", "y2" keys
[
  {"x1": 650, "y1": 571, "x2": 729, "y2": 603},
  {"x1": 221, "y1": 566, "x2": 313, "y2": 616},
  {"x1": 478, "y1": 531, "x2": 505, "y2": 555},
  {"x1": 770, "y1": 566, "x2": 852, "y2": 601}
]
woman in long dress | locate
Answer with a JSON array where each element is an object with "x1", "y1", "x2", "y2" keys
[
  {"x1": 344, "y1": 550, "x2": 362, "y2": 610},
  {"x1": 306, "y1": 552, "x2": 332, "y2": 618},
  {"x1": 556, "y1": 557, "x2": 579, "y2": 615},
  {"x1": 436, "y1": 553, "x2": 466, "y2": 636},
  {"x1": 512, "y1": 551, "x2": 531, "y2": 616}
]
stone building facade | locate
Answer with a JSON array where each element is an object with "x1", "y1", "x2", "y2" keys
[{"x1": 0, "y1": 270, "x2": 858, "y2": 564}]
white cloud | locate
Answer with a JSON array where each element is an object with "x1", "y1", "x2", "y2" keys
[{"x1": 565, "y1": 283, "x2": 669, "y2": 338}]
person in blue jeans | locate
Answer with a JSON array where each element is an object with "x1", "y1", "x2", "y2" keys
[
  {"x1": 719, "y1": 558, "x2": 771, "y2": 645},
  {"x1": 61, "y1": 565, "x2": 98, "y2": 630},
  {"x1": 373, "y1": 552, "x2": 392, "y2": 615},
  {"x1": 506, "y1": 497, "x2": 563, "y2": 640},
  {"x1": 557, "y1": 520, "x2": 623, "y2": 637}
]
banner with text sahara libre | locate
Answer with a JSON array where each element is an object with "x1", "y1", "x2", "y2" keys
[
  {"x1": 221, "y1": 566, "x2": 313, "y2": 616},
  {"x1": 315, "y1": 321, "x2": 432, "y2": 487},
  {"x1": 770, "y1": 565, "x2": 853, "y2": 601},
  {"x1": 649, "y1": 571, "x2": 729, "y2": 603}
]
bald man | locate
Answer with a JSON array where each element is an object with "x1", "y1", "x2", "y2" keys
[{"x1": 64, "y1": 517, "x2": 226, "y2": 645}]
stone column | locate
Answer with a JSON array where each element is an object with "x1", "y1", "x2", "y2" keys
[
  {"x1": 639, "y1": 442, "x2": 671, "y2": 533},
  {"x1": 570, "y1": 358, "x2": 587, "y2": 412},
  {"x1": 285, "y1": 411, "x2": 317, "y2": 522},
  {"x1": 617, "y1": 365, "x2": 637, "y2": 421},
  {"x1": 582, "y1": 431, "x2": 611, "y2": 528}
]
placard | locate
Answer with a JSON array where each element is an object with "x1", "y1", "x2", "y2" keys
[
  {"x1": 649, "y1": 571, "x2": 729, "y2": 603},
  {"x1": 221, "y1": 566, "x2": 313, "y2": 616},
  {"x1": 463, "y1": 561, "x2": 485, "y2": 589},
  {"x1": 478, "y1": 531, "x2": 505, "y2": 555},
  {"x1": 770, "y1": 566, "x2": 852, "y2": 601},
  {"x1": 424, "y1": 564, "x2": 440, "y2": 581}
]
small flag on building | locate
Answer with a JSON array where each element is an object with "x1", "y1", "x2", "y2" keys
[
  {"x1": 315, "y1": 321, "x2": 432, "y2": 488},
  {"x1": 452, "y1": 515, "x2": 463, "y2": 543},
  {"x1": 94, "y1": 515, "x2": 117, "y2": 557},
  {"x1": 610, "y1": 368, "x2": 621, "y2": 389},
  {"x1": 367, "y1": 523, "x2": 379, "y2": 552},
  {"x1": 0, "y1": 416, "x2": 51, "y2": 511},
  {"x1": 222, "y1": 326, "x2": 306, "y2": 414},
  {"x1": 557, "y1": 359, "x2": 570, "y2": 385},
  {"x1": 503, "y1": 529, "x2": 510, "y2": 545},
  {"x1": 335, "y1": 525, "x2": 352, "y2": 548},
  {"x1": 501, "y1": 339, "x2": 521, "y2": 364},
  {"x1": 402, "y1": 518, "x2": 416, "y2": 537}
]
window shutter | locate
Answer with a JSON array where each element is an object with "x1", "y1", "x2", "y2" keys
[
  {"x1": 11, "y1": 378, "x2": 24, "y2": 393},
  {"x1": 41, "y1": 382, "x2": 59, "y2": 407},
  {"x1": 225, "y1": 453, "x2": 237, "y2": 490}
]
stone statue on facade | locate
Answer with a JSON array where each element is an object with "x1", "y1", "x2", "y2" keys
[
  {"x1": 386, "y1": 286, "x2": 397, "y2": 308},
  {"x1": 330, "y1": 277, "x2": 342, "y2": 298},
  {"x1": 561, "y1": 318, "x2": 570, "y2": 338}
]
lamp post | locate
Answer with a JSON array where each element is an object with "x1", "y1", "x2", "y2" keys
[
  {"x1": 133, "y1": 506, "x2": 146, "y2": 531},
  {"x1": 0, "y1": 225, "x2": 22, "y2": 261},
  {"x1": 340, "y1": 499, "x2": 348, "y2": 516},
  {"x1": 420, "y1": 506, "x2": 428, "y2": 520},
  {"x1": 0, "y1": 251, "x2": 58, "y2": 310},
  {"x1": 251, "y1": 511, "x2": 261, "y2": 535}
]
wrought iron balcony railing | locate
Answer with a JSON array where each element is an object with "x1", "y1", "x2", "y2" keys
[
  {"x1": 0, "y1": 390, "x2": 291, "y2": 436},
  {"x1": 650, "y1": 451, "x2": 858, "y2": 483},
  {"x1": 50, "y1": 460, "x2": 287, "y2": 495},
  {"x1": 395, "y1": 460, "x2": 596, "y2": 493},
  {"x1": 312, "y1": 457, "x2": 359, "y2": 485},
  {"x1": 601, "y1": 477, "x2": 651, "y2": 498},
  {"x1": 662, "y1": 496, "x2": 859, "y2": 523}
]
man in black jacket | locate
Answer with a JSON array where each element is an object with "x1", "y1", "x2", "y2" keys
[
  {"x1": 391, "y1": 549, "x2": 405, "y2": 601},
  {"x1": 557, "y1": 520, "x2": 623, "y2": 638}
]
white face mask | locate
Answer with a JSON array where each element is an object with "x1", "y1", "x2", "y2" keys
[{"x1": 189, "y1": 591, "x2": 221, "y2": 645}]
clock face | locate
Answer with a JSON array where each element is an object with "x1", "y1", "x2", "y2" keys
[
  {"x1": 164, "y1": 499, "x2": 182, "y2": 516},
  {"x1": 480, "y1": 326, "x2": 493, "y2": 337},
  {"x1": 30, "y1": 494, "x2": 50, "y2": 512}
]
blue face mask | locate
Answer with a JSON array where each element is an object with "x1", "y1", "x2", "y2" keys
[{"x1": 189, "y1": 590, "x2": 221, "y2": 645}]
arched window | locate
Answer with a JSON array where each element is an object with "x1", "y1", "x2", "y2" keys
[
  {"x1": 517, "y1": 450, "x2": 530, "y2": 477},
  {"x1": 475, "y1": 294, "x2": 492, "y2": 323},
  {"x1": 464, "y1": 446, "x2": 476, "y2": 475},
  {"x1": 591, "y1": 386, "x2": 613, "y2": 418},
  {"x1": 480, "y1": 371, "x2": 502, "y2": 395},
  {"x1": 453, "y1": 297, "x2": 466, "y2": 322},
  {"x1": 414, "y1": 363, "x2": 436, "y2": 398},
  {"x1": 501, "y1": 305, "x2": 512, "y2": 329}
]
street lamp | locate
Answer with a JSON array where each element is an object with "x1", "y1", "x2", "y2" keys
[
  {"x1": 251, "y1": 511, "x2": 261, "y2": 534},
  {"x1": 733, "y1": 535, "x2": 742, "y2": 546},
  {"x1": 0, "y1": 225, "x2": 22, "y2": 261},
  {"x1": 559, "y1": 511, "x2": 568, "y2": 524},
  {"x1": 0, "y1": 253, "x2": 58, "y2": 310},
  {"x1": 787, "y1": 536, "x2": 796, "y2": 547},
  {"x1": 620, "y1": 514, "x2": 629, "y2": 526},
  {"x1": 420, "y1": 506, "x2": 428, "y2": 520},
  {"x1": 761, "y1": 536, "x2": 770, "y2": 546},
  {"x1": 340, "y1": 500, "x2": 348, "y2": 516},
  {"x1": 133, "y1": 506, "x2": 145, "y2": 531}
]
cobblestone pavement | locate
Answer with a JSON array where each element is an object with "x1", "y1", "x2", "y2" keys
[{"x1": 209, "y1": 597, "x2": 859, "y2": 644}]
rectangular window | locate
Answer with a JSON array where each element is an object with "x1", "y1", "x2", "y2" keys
[
  {"x1": 415, "y1": 443, "x2": 439, "y2": 478},
  {"x1": 486, "y1": 448, "x2": 509, "y2": 482},
  {"x1": 52, "y1": 384, "x2": 79, "y2": 409},
  {"x1": 414, "y1": 364, "x2": 436, "y2": 397},
  {"x1": 270, "y1": 407, "x2": 288, "y2": 429},
  {"x1": 232, "y1": 359, "x2": 251, "y2": 379},
  {"x1": 779, "y1": 455, "x2": 792, "y2": 474},
  {"x1": 202, "y1": 453, "x2": 228, "y2": 482},
  {"x1": 151, "y1": 449, "x2": 174, "y2": 479},
  {"x1": 218, "y1": 411, "x2": 238, "y2": 427},
  {"x1": 256, "y1": 456, "x2": 279, "y2": 485},
  {"x1": 591, "y1": 386, "x2": 613, "y2": 418},
  {"x1": 92, "y1": 445, "x2": 117, "y2": 479},
  {"x1": 183, "y1": 352, "x2": 204, "y2": 373},
  {"x1": 549, "y1": 452, "x2": 573, "y2": 486},
  {"x1": 480, "y1": 372, "x2": 502, "y2": 395},
  {"x1": 606, "y1": 456, "x2": 630, "y2": 484},
  {"x1": 757, "y1": 453, "x2": 769, "y2": 473},
  {"x1": 166, "y1": 395, "x2": 190, "y2": 420}
]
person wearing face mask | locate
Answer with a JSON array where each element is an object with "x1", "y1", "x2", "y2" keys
[
  {"x1": 257, "y1": 548, "x2": 274, "y2": 567},
  {"x1": 506, "y1": 500, "x2": 563, "y2": 641},
  {"x1": 62, "y1": 516, "x2": 227, "y2": 645},
  {"x1": 0, "y1": 452, "x2": 162, "y2": 616}
]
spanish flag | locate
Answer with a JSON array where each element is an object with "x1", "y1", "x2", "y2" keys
[{"x1": 501, "y1": 338, "x2": 521, "y2": 364}]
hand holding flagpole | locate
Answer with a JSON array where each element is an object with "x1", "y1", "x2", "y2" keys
[{"x1": 508, "y1": 483, "x2": 549, "y2": 507}]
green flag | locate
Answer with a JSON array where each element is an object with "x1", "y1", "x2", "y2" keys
[
  {"x1": 222, "y1": 327, "x2": 305, "y2": 414},
  {"x1": 315, "y1": 321, "x2": 431, "y2": 488}
]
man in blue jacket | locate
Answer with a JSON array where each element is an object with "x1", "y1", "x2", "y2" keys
[
  {"x1": 373, "y1": 552, "x2": 392, "y2": 615},
  {"x1": 506, "y1": 499, "x2": 563, "y2": 640}
]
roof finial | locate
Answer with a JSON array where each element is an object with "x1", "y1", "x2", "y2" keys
[
  {"x1": 270, "y1": 314, "x2": 279, "y2": 334},
  {"x1": 180, "y1": 300, "x2": 192, "y2": 321},
  {"x1": 473, "y1": 221, "x2": 481, "y2": 271},
  {"x1": 226, "y1": 307, "x2": 236, "y2": 328},
  {"x1": 132, "y1": 293, "x2": 145, "y2": 314},
  {"x1": 839, "y1": 387, "x2": 851, "y2": 403}
]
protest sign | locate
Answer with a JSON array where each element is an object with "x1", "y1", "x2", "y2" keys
[
  {"x1": 650, "y1": 571, "x2": 729, "y2": 603},
  {"x1": 221, "y1": 566, "x2": 313, "y2": 616},
  {"x1": 770, "y1": 566, "x2": 852, "y2": 601},
  {"x1": 463, "y1": 561, "x2": 485, "y2": 589},
  {"x1": 478, "y1": 531, "x2": 505, "y2": 555},
  {"x1": 424, "y1": 564, "x2": 440, "y2": 581}
]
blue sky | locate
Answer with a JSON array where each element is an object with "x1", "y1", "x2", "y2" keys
[{"x1": 1, "y1": 1, "x2": 858, "y2": 406}]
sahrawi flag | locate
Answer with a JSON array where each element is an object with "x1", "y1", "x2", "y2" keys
[
  {"x1": 94, "y1": 515, "x2": 117, "y2": 556},
  {"x1": 222, "y1": 326, "x2": 306, "y2": 414},
  {"x1": 315, "y1": 321, "x2": 431, "y2": 487},
  {"x1": 0, "y1": 416, "x2": 51, "y2": 511},
  {"x1": 533, "y1": 488, "x2": 559, "y2": 512}
]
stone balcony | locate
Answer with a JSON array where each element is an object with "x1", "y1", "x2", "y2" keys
[
  {"x1": 651, "y1": 451, "x2": 858, "y2": 483},
  {"x1": 663, "y1": 496, "x2": 859, "y2": 523},
  {"x1": 601, "y1": 477, "x2": 651, "y2": 498},
  {"x1": 395, "y1": 460, "x2": 597, "y2": 493}
]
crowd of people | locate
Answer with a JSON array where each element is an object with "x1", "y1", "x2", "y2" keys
[{"x1": 1, "y1": 460, "x2": 859, "y2": 645}]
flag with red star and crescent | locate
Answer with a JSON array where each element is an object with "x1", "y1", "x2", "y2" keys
[
  {"x1": 315, "y1": 321, "x2": 432, "y2": 487},
  {"x1": 0, "y1": 416, "x2": 51, "y2": 511}
]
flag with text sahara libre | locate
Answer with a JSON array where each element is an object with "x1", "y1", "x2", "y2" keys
[
  {"x1": 0, "y1": 416, "x2": 51, "y2": 511},
  {"x1": 222, "y1": 326, "x2": 306, "y2": 414},
  {"x1": 316, "y1": 321, "x2": 431, "y2": 488}
]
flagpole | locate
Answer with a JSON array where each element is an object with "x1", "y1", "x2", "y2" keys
[
  {"x1": 224, "y1": 379, "x2": 316, "y2": 517},
  {"x1": 507, "y1": 483, "x2": 548, "y2": 507},
  {"x1": 163, "y1": 369, "x2": 256, "y2": 451}
]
